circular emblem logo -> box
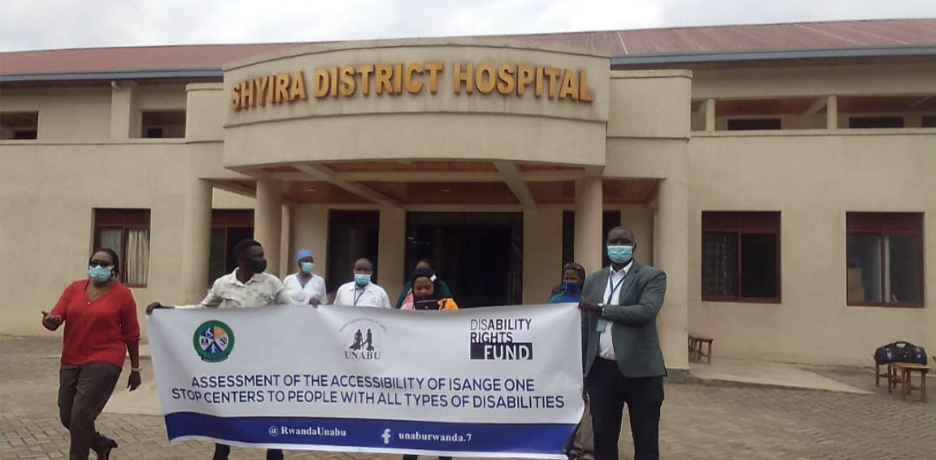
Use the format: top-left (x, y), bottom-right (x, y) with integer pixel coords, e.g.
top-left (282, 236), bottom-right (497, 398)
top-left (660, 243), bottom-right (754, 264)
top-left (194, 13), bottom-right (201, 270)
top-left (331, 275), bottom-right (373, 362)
top-left (193, 320), bottom-right (235, 362)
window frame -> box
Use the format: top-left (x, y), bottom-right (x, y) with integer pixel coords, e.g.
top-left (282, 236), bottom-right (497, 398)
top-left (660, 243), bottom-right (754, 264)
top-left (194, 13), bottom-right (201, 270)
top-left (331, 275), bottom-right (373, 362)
top-left (92, 209), bottom-right (151, 288)
top-left (701, 211), bottom-right (782, 304)
top-left (846, 212), bottom-right (924, 308)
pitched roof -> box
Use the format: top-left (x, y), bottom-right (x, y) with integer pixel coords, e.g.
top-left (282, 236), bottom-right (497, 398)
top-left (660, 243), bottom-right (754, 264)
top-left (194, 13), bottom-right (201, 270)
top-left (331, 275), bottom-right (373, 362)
top-left (2, 19), bottom-right (935, 78)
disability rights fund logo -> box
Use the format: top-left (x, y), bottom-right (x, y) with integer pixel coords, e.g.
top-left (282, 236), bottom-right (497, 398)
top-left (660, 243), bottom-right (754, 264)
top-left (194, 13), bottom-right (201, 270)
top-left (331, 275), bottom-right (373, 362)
top-left (194, 320), bottom-right (235, 362)
top-left (469, 317), bottom-right (534, 360)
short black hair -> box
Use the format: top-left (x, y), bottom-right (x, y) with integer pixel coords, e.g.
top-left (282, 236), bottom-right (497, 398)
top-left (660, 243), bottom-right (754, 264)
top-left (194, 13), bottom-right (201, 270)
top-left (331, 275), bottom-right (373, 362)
top-left (233, 239), bottom-right (262, 259)
top-left (416, 259), bottom-right (433, 268)
top-left (90, 248), bottom-right (121, 277)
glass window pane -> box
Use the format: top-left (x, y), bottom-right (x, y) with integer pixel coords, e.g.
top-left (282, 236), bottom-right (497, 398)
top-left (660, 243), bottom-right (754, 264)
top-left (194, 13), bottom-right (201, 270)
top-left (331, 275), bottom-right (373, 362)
top-left (846, 234), bottom-right (882, 303)
top-left (886, 234), bottom-right (923, 303)
top-left (740, 233), bottom-right (778, 298)
top-left (703, 232), bottom-right (738, 298)
top-left (98, 228), bottom-right (124, 258)
top-left (125, 229), bottom-right (150, 285)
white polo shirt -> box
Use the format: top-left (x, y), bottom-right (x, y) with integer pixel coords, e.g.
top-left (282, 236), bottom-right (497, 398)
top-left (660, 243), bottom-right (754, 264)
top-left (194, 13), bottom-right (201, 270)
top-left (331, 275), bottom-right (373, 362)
top-left (179, 269), bottom-right (296, 309)
top-left (283, 273), bottom-right (328, 305)
top-left (334, 281), bottom-right (392, 309)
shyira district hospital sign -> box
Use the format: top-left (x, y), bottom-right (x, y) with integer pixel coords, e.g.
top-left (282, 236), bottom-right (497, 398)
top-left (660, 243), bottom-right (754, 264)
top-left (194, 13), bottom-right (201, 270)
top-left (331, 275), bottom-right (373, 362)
top-left (230, 61), bottom-right (595, 110)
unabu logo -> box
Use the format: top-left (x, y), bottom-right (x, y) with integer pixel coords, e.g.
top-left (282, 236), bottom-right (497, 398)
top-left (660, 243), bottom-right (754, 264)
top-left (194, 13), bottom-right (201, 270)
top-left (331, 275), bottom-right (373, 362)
top-left (193, 320), bottom-right (235, 362)
top-left (339, 318), bottom-right (386, 360)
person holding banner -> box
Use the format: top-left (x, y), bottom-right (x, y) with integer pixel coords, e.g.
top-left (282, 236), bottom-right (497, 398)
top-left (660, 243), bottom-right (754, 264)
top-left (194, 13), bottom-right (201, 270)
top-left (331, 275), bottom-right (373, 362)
top-left (283, 249), bottom-right (328, 306)
top-left (579, 227), bottom-right (667, 460)
top-left (408, 267), bottom-right (458, 311)
top-left (548, 262), bottom-right (594, 460)
top-left (42, 248), bottom-right (142, 460)
top-left (549, 262), bottom-right (586, 304)
top-left (146, 239), bottom-right (296, 460)
top-left (395, 259), bottom-right (453, 309)
top-left (334, 258), bottom-right (392, 308)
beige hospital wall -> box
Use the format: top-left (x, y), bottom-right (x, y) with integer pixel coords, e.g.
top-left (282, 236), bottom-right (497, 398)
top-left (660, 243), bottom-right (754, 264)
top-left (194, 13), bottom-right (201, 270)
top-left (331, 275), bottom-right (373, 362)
top-left (0, 140), bottom-right (248, 337)
top-left (604, 70), bottom-right (692, 372)
top-left (688, 132), bottom-right (936, 366)
top-left (2, 87), bottom-right (112, 141)
top-left (523, 207), bottom-right (564, 303)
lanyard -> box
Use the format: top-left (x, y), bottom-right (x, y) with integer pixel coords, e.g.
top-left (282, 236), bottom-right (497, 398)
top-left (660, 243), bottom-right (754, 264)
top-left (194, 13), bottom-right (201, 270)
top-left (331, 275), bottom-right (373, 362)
top-left (353, 287), bottom-right (365, 306)
top-left (605, 271), bottom-right (627, 305)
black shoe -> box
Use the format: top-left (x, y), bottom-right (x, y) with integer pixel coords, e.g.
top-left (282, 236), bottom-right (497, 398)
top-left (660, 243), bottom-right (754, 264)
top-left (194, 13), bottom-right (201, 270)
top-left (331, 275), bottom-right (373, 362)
top-left (92, 439), bottom-right (118, 460)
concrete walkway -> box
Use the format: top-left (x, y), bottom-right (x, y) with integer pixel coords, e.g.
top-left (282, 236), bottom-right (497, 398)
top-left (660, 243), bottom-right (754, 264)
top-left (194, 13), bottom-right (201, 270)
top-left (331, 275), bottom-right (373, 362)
top-left (690, 357), bottom-right (872, 394)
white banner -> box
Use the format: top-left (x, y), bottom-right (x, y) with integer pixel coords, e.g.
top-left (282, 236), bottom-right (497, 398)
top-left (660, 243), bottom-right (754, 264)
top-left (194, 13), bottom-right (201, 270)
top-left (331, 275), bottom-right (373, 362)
top-left (148, 303), bottom-right (584, 458)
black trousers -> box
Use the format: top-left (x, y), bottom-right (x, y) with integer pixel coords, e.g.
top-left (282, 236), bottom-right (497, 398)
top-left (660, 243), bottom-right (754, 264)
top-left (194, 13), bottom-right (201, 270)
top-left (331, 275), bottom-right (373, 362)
top-left (586, 358), bottom-right (664, 460)
top-left (402, 456), bottom-right (452, 460)
top-left (59, 362), bottom-right (122, 460)
top-left (213, 444), bottom-right (282, 460)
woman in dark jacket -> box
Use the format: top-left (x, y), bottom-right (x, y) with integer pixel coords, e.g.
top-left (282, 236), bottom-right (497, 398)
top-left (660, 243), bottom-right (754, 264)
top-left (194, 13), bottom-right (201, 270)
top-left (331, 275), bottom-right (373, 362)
top-left (42, 248), bottom-right (142, 460)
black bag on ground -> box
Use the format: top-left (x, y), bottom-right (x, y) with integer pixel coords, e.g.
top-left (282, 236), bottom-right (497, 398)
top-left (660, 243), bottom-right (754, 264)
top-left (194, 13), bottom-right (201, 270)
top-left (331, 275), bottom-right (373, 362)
top-left (874, 341), bottom-right (928, 365)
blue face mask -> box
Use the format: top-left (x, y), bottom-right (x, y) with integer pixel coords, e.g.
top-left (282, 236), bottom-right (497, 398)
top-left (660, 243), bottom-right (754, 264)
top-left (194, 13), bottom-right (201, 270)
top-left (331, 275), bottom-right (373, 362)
top-left (563, 281), bottom-right (582, 293)
top-left (88, 265), bottom-right (113, 283)
top-left (301, 262), bottom-right (315, 274)
top-left (354, 273), bottom-right (371, 287)
top-left (607, 245), bottom-right (634, 264)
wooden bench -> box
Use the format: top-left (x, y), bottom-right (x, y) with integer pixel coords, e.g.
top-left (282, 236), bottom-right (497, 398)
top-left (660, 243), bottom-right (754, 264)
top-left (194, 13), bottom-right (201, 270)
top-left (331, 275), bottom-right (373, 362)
top-left (688, 334), bottom-right (714, 364)
top-left (891, 362), bottom-right (929, 402)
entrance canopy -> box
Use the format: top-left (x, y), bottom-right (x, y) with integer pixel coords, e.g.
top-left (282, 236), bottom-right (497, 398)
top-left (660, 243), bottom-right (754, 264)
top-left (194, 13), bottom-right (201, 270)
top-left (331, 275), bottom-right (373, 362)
top-left (221, 38), bottom-right (612, 187)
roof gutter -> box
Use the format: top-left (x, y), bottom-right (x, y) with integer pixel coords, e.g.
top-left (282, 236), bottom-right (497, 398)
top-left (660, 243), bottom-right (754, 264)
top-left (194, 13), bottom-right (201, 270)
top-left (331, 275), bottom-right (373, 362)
top-left (0, 68), bottom-right (222, 83)
top-left (611, 46), bottom-right (936, 67)
top-left (2, 46), bottom-right (934, 83)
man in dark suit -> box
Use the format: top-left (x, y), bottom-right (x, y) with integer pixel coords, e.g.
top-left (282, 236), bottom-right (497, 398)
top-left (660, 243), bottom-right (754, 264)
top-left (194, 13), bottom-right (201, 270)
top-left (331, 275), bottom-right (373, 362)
top-left (579, 226), bottom-right (667, 460)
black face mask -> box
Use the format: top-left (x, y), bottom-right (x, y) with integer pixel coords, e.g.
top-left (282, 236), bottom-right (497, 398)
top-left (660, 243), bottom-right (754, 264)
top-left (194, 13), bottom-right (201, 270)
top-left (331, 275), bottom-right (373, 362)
top-left (248, 259), bottom-right (268, 274)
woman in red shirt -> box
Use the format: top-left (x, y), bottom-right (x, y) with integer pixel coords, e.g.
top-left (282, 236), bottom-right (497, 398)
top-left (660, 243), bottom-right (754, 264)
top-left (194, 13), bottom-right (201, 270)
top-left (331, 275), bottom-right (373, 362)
top-left (41, 248), bottom-right (142, 460)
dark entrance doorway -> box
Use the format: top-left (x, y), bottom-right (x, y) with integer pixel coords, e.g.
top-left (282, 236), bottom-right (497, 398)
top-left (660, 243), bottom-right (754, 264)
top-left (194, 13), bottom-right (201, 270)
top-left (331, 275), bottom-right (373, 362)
top-left (405, 212), bottom-right (523, 308)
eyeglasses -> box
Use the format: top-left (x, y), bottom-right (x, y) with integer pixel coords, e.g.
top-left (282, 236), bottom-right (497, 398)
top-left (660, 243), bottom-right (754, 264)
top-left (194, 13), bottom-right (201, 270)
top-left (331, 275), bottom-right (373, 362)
top-left (89, 261), bottom-right (114, 268)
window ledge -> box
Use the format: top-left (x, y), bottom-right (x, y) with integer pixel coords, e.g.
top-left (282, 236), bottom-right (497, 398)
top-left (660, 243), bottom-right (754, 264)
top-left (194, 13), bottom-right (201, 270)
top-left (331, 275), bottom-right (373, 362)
top-left (0, 138), bottom-right (188, 146)
top-left (691, 128), bottom-right (936, 138)
top-left (846, 302), bottom-right (924, 309)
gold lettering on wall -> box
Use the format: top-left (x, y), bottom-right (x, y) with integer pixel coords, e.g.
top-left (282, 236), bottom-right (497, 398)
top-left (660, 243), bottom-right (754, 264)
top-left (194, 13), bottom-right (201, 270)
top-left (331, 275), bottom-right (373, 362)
top-left (229, 62), bottom-right (595, 111)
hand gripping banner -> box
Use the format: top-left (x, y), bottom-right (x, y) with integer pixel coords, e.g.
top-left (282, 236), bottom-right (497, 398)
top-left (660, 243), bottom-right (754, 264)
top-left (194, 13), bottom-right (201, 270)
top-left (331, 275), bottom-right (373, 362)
top-left (148, 303), bottom-right (584, 458)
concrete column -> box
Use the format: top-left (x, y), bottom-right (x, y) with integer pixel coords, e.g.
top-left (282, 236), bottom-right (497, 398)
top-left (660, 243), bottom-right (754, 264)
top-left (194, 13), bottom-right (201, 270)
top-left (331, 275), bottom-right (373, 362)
top-left (180, 179), bottom-right (212, 303)
top-left (110, 82), bottom-right (140, 139)
top-left (255, 179), bottom-right (284, 277)
top-left (704, 98), bottom-right (716, 133)
top-left (653, 176), bottom-right (690, 373)
top-left (523, 208), bottom-right (563, 303)
top-left (574, 177), bottom-right (604, 274)
top-left (826, 95), bottom-right (838, 130)
top-left (378, 206), bottom-right (406, 302)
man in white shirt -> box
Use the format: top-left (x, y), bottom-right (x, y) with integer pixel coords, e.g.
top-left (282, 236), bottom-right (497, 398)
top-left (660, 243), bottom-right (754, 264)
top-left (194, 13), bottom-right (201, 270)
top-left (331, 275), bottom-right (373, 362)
top-left (283, 249), bottom-right (328, 306)
top-left (146, 239), bottom-right (296, 460)
top-left (334, 258), bottom-right (391, 309)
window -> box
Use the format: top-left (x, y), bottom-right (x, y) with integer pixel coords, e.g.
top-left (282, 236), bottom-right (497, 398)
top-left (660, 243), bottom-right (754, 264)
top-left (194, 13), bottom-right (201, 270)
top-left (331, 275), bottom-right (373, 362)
top-left (141, 110), bottom-right (185, 138)
top-left (727, 118), bottom-right (781, 131)
top-left (93, 209), bottom-right (151, 286)
top-left (922, 116), bottom-right (936, 128)
top-left (702, 212), bottom-right (780, 302)
top-left (849, 116), bottom-right (904, 129)
top-left (846, 213), bottom-right (923, 307)
top-left (1, 112), bottom-right (39, 140)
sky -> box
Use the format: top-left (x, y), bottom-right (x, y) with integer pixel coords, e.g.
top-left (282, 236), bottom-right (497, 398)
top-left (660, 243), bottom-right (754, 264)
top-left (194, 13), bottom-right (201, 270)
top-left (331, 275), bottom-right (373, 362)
top-left (1, 0), bottom-right (935, 52)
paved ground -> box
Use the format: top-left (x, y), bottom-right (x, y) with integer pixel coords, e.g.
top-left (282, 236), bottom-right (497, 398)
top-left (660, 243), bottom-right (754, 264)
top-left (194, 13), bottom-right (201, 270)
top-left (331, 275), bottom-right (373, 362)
top-left (2, 336), bottom-right (934, 460)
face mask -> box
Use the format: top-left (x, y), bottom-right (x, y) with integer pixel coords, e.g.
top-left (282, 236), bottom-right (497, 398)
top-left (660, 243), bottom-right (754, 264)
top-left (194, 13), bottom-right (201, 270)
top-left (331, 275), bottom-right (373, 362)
top-left (88, 265), bottom-right (113, 283)
top-left (354, 273), bottom-right (371, 286)
top-left (563, 281), bottom-right (582, 292)
top-left (248, 259), bottom-right (267, 274)
top-left (300, 262), bottom-right (315, 274)
top-left (607, 245), bottom-right (634, 264)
